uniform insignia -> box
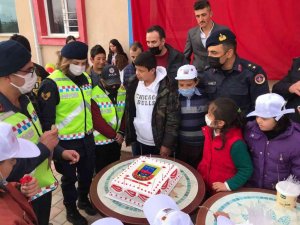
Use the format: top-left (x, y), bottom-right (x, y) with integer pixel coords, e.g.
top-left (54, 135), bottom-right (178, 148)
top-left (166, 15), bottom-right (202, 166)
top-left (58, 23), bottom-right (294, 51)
top-left (109, 68), bottom-right (115, 73)
top-left (219, 33), bottom-right (227, 41)
top-left (41, 92), bottom-right (51, 101)
top-left (254, 74), bottom-right (266, 85)
top-left (238, 64), bottom-right (242, 72)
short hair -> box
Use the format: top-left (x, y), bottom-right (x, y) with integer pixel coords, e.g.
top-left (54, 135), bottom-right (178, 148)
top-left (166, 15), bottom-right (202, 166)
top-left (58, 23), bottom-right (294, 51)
top-left (90, 44), bottom-right (106, 58)
top-left (194, 1), bottom-right (211, 11)
top-left (134, 51), bottom-right (157, 70)
top-left (146, 25), bottom-right (166, 39)
top-left (222, 40), bottom-right (237, 54)
top-left (10, 34), bottom-right (31, 52)
top-left (130, 41), bottom-right (144, 52)
top-left (65, 35), bottom-right (76, 44)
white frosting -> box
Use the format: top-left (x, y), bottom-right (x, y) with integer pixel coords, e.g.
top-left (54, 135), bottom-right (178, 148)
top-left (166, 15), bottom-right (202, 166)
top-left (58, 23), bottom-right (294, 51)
top-left (106, 156), bottom-right (182, 209)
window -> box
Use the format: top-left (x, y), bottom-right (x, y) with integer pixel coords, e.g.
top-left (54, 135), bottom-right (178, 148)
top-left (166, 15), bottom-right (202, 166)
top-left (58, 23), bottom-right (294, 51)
top-left (0, 0), bottom-right (19, 33)
top-left (45, 0), bottom-right (78, 35)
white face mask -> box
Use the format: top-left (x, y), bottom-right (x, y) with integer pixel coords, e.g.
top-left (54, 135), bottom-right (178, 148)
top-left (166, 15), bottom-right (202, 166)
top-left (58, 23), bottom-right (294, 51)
top-left (69, 64), bottom-right (85, 76)
top-left (10, 72), bottom-right (37, 94)
top-left (205, 114), bottom-right (213, 127)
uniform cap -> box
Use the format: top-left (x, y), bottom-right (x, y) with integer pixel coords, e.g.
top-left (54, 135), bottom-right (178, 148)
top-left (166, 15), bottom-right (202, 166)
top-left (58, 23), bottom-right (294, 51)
top-left (101, 64), bottom-right (121, 85)
top-left (206, 29), bottom-right (236, 48)
top-left (61, 41), bottom-right (88, 60)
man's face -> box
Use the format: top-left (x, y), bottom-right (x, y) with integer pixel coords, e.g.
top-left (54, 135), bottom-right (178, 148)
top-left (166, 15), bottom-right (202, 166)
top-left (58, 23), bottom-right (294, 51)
top-left (194, 7), bottom-right (212, 29)
top-left (207, 44), bottom-right (229, 64)
top-left (135, 65), bottom-right (155, 82)
top-left (130, 49), bottom-right (142, 63)
top-left (146, 31), bottom-right (165, 49)
top-left (8, 61), bottom-right (34, 87)
top-left (91, 53), bottom-right (106, 70)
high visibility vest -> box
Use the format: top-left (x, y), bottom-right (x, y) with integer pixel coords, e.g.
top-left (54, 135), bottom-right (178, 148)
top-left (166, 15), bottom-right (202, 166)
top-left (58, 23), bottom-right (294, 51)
top-left (92, 85), bottom-right (126, 145)
top-left (0, 100), bottom-right (57, 199)
top-left (48, 70), bottom-right (93, 140)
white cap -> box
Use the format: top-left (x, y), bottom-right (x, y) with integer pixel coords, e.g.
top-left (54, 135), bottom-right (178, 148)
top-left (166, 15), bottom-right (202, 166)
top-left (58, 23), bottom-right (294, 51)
top-left (0, 122), bottom-right (40, 161)
top-left (175, 65), bottom-right (197, 80)
top-left (143, 194), bottom-right (194, 225)
top-left (247, 93), bottom-right (295, 121)
top-left (91, 217), bottom-right (124, 225)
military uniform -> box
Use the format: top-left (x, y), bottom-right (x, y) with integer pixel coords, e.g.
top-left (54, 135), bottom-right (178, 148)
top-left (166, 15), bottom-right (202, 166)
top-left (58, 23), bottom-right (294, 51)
top-left (200, 57), bottom-right (269, 115)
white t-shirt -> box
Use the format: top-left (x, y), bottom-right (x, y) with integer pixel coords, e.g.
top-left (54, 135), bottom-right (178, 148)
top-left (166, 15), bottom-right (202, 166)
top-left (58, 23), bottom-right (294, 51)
top-left (133, 66), bottom-right (167, 146)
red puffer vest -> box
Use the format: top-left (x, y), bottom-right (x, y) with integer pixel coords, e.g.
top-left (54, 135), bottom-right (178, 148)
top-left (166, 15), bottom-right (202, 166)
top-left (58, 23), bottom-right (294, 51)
top-left (197, 126), bottom-right (243, 192)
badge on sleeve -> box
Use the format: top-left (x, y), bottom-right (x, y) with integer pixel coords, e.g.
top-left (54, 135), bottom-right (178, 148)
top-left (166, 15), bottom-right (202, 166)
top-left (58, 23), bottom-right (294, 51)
top-left (41, 92), bottom-right (51, 101)
top-left (254, 74), bottom-right (266, 85)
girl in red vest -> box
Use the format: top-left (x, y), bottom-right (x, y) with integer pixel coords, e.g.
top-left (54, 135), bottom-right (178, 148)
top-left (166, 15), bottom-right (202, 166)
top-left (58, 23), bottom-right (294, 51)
top-left (197, 98), bottom-right (253, 194)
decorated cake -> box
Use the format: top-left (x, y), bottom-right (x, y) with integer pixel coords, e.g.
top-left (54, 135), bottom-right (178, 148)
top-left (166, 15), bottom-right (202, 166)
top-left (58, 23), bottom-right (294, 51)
top-left (106, 156), bottom-right (182, 209)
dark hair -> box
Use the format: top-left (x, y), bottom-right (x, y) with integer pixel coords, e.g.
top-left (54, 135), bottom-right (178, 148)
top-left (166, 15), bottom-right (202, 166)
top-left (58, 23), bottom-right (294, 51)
top-left (90, 44), bottom-right (106, 58)
top-left (272, 115), bottom-right (291, 133)
top-left (10, 34), bottom-right (31, 52)
top-left (115, 54), bottom-right (128, 71)
top-left (65, 35), bottom-right (76, 44)
top-left (130, 41), bottom-right (144, 52)
top-left (194, 0), bottom-right (211, 11)
top-left (146, 25), bottom-right (166, 39)
top-left (134, 51), bottom-right (157, 70)
top-left (222, 40), bottom-right (237, 54)
top-left (109, 39), bottom-right (126, 54)
top-left (209, 97), bottom-right (244, 150)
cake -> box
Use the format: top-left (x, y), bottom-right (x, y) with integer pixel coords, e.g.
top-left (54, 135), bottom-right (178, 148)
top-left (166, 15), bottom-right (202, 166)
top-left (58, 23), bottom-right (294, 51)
top-left (106, 156), bottom-right (182, 209)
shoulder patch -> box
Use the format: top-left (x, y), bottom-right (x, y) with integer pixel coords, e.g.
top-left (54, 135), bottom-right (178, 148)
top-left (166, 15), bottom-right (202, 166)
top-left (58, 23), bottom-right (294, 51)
top-left (41, 92), bottom-right (51, 101)
top-left (254, 74), bottom-right (266, 85)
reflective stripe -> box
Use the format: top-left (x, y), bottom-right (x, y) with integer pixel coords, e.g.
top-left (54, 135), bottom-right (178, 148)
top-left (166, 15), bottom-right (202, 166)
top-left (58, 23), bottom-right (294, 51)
top-left (58, 128), bottom-right (93, 140)
top-left (0, 111), bottom-right (15, 120)
top-left (30, 181), bottom-right (58, 201)
top-left (56, 101), bottom-right (84, 130)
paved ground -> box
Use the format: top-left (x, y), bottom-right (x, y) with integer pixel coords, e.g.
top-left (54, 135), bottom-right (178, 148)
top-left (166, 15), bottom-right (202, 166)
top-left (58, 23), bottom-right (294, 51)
top-left (50, 146), bottom-right (132, 225)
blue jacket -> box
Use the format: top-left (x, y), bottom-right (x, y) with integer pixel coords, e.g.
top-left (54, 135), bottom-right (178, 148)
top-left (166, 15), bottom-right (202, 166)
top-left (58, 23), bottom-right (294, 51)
top-left (244, 120), bottom-right (300, 190)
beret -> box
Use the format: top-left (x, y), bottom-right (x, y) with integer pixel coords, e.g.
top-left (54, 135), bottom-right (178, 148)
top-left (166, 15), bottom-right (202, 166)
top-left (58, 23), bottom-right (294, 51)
top-left (206, 29), bottom-right (236, 48)
top-left (61, 41), bottom-right (88, 60)
top-left (0, 40), bottom-right (31, 77)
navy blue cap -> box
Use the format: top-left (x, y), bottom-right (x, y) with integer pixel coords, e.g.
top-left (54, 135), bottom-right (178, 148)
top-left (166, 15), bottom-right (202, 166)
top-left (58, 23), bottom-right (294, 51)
top-left (102, 64), bottom-right (121, 85)
top-left (0, 40), bottom-right (31, 77)
top-left (61, 41), bottom-right (88, 60)
top-left (206, 29), bottom-right (236, 48)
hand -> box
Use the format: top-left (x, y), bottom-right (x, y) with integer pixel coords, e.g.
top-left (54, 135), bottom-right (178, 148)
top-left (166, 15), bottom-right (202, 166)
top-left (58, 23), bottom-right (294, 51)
top-left (214, 211), bottom-right (230, 219)
top-left (212, 182), bottom-right (229, 192)
top-left (62, 150), bottom-right (80, 164)
top-left (39, 128), bottom-right (58, 151)
top-left (288, 81), bottom-right (300, 96)
top-left (20, 176), bottom-right (40, 198)
top-left (115, 133), bottom-right (124, 145)
top-left (160, 146), bottom-right (171, 158)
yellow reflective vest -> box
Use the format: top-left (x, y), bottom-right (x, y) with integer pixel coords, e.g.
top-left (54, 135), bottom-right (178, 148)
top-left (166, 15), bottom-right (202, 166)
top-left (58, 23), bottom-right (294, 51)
top-left (48, 70), bottom-right (93, 140)
top-left (92, 85), bottom-right (126, 145)
top-left (0, 99), bottom-right (57, 198)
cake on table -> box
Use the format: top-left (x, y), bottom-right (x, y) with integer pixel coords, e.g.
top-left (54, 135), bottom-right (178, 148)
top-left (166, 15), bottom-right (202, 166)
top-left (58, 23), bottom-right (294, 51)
top-left (106, 156), bottom-right (182, 209)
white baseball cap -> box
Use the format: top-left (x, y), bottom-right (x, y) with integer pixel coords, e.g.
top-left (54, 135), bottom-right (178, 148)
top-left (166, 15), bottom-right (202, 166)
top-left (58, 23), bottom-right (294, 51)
top-left (91, 217), bottom-right (124, 225)
top-left (175, 65), bottom-right (197, 80)
top-left (247, 93), bottom-right (295, 121)
top-left (143, 194), bottom-right (194, 225)
top-left (0, 122), bottom-right (40, 161)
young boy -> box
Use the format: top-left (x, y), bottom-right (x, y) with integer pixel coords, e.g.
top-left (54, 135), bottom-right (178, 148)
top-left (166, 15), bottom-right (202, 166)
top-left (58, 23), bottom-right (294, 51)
top-left (176, 65), bottom-right (209, 168)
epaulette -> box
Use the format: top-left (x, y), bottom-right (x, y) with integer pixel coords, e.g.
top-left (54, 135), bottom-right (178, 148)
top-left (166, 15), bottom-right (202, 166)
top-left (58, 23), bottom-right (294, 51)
top-left (241, 60), bottom-right (261, 73)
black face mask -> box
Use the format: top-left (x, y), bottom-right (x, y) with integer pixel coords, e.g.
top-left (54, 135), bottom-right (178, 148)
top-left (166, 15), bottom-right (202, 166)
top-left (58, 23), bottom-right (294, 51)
top-left (149, 46), bottom-right (162, 55)
top-left (208, 56), bottom-right (224, 69)
top-left (106, 84), bottom-right (120, 94)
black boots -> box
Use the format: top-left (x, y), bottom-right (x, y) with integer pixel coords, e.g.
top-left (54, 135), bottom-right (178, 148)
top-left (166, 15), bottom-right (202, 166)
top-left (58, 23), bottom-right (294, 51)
top-left (77, 197), bottom-right (97, 216)
top-left (65, 203), bottom-right (88, 225)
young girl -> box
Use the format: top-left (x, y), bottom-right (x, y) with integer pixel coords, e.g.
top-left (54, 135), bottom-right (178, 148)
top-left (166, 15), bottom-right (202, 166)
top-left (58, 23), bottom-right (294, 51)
top-left (245, 93), bottom-right (300, 190)
top-left (176, 65), bottom-right (209, 168)
top-left (197, 98), bottom-right (253, 193)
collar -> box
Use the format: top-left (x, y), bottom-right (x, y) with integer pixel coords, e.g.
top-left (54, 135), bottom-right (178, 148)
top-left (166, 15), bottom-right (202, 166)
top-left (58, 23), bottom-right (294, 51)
top-left (231, 56), bottom-right (243, 72)
top-left (194, 87), bottom-right (202, 96)
top-left (0, 93), bottom-right (29, 113)
top-left (90, 67), bottom-right (101, 76)
top-left (200, 22), bottom-right (215, 37)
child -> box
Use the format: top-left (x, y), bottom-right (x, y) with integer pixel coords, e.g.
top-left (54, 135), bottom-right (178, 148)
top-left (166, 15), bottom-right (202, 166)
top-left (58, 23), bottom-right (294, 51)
top-left (197, 98), bottom-right (253, 193)
top-left (245, 93), bottom-right (300, 190)
top-left (176, 65), bottom-right (209, 168)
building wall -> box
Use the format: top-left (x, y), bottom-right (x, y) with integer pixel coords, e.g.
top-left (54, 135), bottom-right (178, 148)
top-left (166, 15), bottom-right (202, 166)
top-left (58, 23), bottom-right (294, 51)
top-left (0, 0), bottom-right (130, 67)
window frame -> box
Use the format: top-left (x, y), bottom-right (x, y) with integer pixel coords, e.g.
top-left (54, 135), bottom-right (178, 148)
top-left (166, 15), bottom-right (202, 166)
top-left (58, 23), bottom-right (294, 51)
top-left (32, 0), bottom-right (87, 45)
top-left (0, 0), bottom-right (19, 35)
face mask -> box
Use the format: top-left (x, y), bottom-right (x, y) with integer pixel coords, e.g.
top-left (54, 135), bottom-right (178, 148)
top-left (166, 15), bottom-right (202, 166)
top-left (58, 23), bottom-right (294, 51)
top-left (69, 64), bottom-right (86, 76)
top-left (178, 87), bottom-right (195, 98)
top-left (149, 46), bottom-right (162, 55)
top-left (205, 114), bottom-right (213, 127)
top-left (106, 84), bottom-right (120, 94)
top-left (208, 56), bottom-right (224, 69)
top-left (10, 71), bottom-right (37, 94)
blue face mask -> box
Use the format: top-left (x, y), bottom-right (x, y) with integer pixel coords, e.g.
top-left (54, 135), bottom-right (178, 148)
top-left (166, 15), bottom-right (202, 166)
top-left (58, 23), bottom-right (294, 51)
top-left (178, 87), bottom-right (196, 98)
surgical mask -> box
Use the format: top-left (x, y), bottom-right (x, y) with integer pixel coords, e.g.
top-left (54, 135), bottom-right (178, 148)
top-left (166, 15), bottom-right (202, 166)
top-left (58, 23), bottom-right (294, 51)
top-left (205, 114), bottom-right (213, 127)
top-left (208, 55), bottom-right (225, 69)
top-left (178, 87), bottom-right (195, 98)
top-left (69, 64), bottom-right (86, 76)
top-left (149, 46), bottom-right (162, 55)
top-left (10, 71), bottom-right (37, 94)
